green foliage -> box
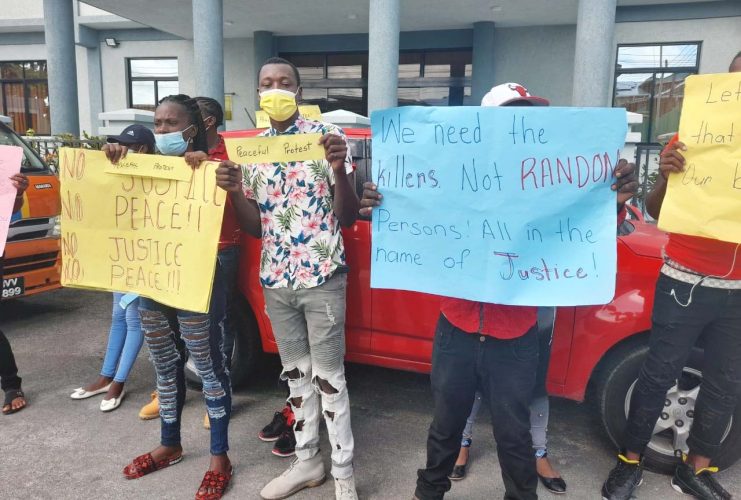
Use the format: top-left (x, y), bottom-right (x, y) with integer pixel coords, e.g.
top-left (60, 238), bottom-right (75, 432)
top-left (275, 206), bottom-right (297, 232)
top-left (310, 240), bottom-right (331, 260)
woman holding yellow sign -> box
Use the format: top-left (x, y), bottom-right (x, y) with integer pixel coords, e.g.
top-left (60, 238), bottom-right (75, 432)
top-left (105, 94), bottom-right (234, 500)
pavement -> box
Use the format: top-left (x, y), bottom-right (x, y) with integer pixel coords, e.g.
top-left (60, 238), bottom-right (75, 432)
top-left (0, 288), bottom-right (739, 500)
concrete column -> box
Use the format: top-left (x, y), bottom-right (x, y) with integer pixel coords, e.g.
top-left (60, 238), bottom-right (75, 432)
top-left (192, 0), bottom-right (224, 106)
top-left (253, 31), bottom-right (275, 108)
top-left (43, 0), bottom-right (79, 135)
top-left (572, 0), bottom-right (617, 106)
top-left (472, 22), bottom-right (496, 105)
top-left (86, 47), bottom-right (104, 135)
top-left (367, 0), bottom-right (400, 113)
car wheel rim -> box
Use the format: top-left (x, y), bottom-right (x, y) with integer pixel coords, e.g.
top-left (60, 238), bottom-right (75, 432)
top-left (624, 367), bottom-right (733, 457)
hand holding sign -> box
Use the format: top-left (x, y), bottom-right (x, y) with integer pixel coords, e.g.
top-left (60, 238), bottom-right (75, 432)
top-left (215, 160), bottom-right (243, 193)
top-left (319, 133), bottom-right (349, 174)
top-left (658, 141), bottom-right (687, 179)
top-left (614, 159), bottom-right (639, 207)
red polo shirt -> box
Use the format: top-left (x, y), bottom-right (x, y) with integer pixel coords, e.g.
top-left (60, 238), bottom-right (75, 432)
top-left (209, 135), bottom-right (241, 250)
top-left (442, 207), bottom-right (628, 339)
top-left (662, 134), bottom-right (741, 279)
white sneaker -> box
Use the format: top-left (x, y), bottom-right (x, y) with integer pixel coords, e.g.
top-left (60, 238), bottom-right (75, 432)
top-left (260, 454), bottom-right (325, 500)
top-left (335, 474), bottom-right (358, 500)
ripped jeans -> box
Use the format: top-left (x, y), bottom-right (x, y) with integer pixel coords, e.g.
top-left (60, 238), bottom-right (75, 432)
top-left (263, 273), bottom-right (354, 479)
top-left (138, 262), bottom-right (230, 455)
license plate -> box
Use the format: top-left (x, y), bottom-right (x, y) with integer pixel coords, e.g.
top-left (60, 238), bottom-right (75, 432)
top-left (1, 276), bottom-right (25, 299)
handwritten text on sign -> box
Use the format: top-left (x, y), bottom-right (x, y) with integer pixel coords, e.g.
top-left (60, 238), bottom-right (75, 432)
top-left (658, 73), bottom-right (741, 243)
top-left (59, 148), bottom-right (225, 313)
top-left (225, 134), bottom-right (325, 164)
top-left (0, 145), bottom-right (23, 255)
top-left (104, 151), bottom-right (193, 181)
top-left (370, 107), bottom-right (627, 306)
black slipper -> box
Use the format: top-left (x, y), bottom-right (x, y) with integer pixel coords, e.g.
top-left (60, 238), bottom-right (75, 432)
top-left (449, 464), bottom-right (467, 481)
top-left (2, 389), bottom-right (26, 415)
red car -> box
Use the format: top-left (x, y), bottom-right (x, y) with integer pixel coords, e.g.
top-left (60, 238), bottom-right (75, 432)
top-left (205, 127), bottom-right (741, 473)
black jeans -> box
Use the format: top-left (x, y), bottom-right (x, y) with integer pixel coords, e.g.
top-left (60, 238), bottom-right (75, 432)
top-left (415, 314), bottom-right (539, 500)
top-left (0, 328), bottom-right (22, 392)
top-left (624, 273), bottom-right (741, 459)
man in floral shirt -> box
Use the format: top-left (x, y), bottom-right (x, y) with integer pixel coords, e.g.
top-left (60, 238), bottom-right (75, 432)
top-left (215, 57), bottom-right (360, 500)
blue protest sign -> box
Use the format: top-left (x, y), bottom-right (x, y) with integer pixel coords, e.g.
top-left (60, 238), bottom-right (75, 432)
top-left (370, 106), bottom-right (627, 306)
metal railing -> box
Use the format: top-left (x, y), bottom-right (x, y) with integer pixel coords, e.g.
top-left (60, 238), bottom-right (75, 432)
top-left (22, 137), bottom-right (106, 169)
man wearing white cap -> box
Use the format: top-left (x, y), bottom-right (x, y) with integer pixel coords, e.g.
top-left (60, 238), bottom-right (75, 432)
top-left (360, 83), bottom-right (638, 500)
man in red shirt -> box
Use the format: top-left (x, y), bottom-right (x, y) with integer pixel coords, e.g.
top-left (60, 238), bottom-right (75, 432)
top-left (361, 83), bottom-right (637, 500)
top-left (196, 97), bottom-right (242, 369)
top-left (602, 52), bottom-right (741, 500)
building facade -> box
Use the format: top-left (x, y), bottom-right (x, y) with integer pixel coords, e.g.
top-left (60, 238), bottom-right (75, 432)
top-left (0, 0), bottom-right (739, 146)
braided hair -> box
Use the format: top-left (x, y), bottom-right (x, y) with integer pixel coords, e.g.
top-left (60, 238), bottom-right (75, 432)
top-left (157, 94), bottom-right (209, 153)
top-left (195, 97), bottom-right (224, 127)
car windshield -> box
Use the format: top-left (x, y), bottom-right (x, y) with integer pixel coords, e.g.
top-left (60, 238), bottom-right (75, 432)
top-left (0, 124), bottom-right (48, 174)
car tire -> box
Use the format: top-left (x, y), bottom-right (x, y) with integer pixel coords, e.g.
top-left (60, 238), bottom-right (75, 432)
top-left (185, 295), bottom-right (262, 390)
top-left (594, 340), bottom-right (741, 474)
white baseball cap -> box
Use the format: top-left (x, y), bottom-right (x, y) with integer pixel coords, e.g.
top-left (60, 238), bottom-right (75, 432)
top-left (481, 83), bottom-right (550, 107)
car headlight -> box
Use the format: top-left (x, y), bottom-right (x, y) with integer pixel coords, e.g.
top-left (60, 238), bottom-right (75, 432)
top-left (51, 215), bottom-right (61, 238)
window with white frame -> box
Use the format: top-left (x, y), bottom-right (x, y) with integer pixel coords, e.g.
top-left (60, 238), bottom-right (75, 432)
top-left (127, 58), bottom-right (179, 111)
top-left (613, 42), bottom-right (701, 143)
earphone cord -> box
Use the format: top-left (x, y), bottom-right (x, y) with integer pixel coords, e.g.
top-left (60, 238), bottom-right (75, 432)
top-left (671, 242), bottom-right (741, 308)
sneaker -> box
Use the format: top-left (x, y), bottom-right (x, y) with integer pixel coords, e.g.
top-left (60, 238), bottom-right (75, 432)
top-left (260, 407), bottom-right (290, 442)
top-left (671, 462), bottom-right (731, 500)
top-left (260, 455), bottom-right (326, 499)
top-left (138, 392), bottom-right (159, 420)
top-left (334, 474), bottom-right (359, 500)
top-left (272, 428), bottom-right (296, 457)
top-left (601, 454), bottom-right (643, 500)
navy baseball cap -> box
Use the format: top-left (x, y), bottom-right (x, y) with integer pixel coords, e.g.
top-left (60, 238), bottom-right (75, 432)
top-left (107, 124), bottom-right (155, 153)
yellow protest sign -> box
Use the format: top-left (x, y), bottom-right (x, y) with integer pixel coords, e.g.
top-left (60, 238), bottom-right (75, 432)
top-left (224, 133), bottom-right (325, 164)
top-left (255, 105), bottom-right (322, 128)
top-left (658, 73), bottom-right (741, 243)
top-left (59, 148), bottom-right (226, 313)
top-left (104, 151), bottom-right (193, 181)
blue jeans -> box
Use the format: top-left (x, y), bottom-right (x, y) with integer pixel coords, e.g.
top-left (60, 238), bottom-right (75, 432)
top-left (139, 260), bottom-right (231, 455)
top-left (100, 293), bottom-right (144, 383)
top-left (624, 273), bottom-right (741, 459)
top-left (218, 246), bottom-right (240, 369)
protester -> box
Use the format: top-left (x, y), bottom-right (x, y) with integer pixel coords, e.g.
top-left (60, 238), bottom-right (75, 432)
top-left (215, 56), bottom-right (360, 500)
top-left (360, 82), bottom-right (637, 500)
top-left (69, 125), bottom-right (154, 412)
top-left (1, 172), bottom-right (29, 415)
top-left (106, 94), bottom-right (233, 500)
top-left (196, 95), bottom-right (299, 454)
top-left (448, 308), bottom-right (567, 495)
top-left (601, 52), bottom-right (741, 500)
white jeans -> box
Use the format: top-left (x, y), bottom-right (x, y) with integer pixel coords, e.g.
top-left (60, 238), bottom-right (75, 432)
top-left (263, 274), bottom-right (354, 479)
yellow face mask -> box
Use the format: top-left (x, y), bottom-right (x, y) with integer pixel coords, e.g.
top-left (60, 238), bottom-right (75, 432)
top-left (259, 89), bottom-right (298, 122)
